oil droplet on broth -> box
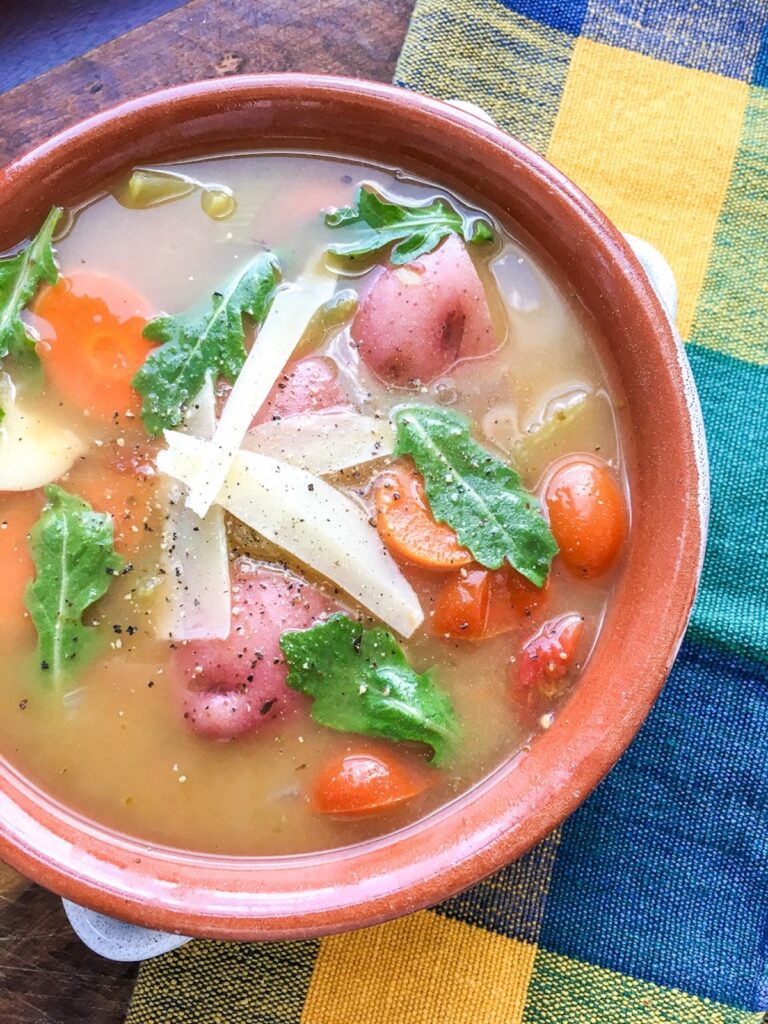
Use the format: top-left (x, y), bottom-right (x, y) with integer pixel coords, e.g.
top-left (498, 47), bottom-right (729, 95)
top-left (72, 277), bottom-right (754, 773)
top-left (201, 187), bottom-right (237, 221)
top-left (114, 168), bottom-right (198, 209)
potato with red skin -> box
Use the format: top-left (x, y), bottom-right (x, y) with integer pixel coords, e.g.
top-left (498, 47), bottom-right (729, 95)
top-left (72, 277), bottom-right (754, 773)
top-left (180, 357), bottom-right (347, 740)
top-left (351, 235), bottom-right (497, 386)
top-left (312, 750), bottom-right (431, 816)
top-left (250, 356), bottom-right (349, 426)
top-left (544, 458), bottom-right (627, 578)
top-left (173, 563), bottom-right (337, 741)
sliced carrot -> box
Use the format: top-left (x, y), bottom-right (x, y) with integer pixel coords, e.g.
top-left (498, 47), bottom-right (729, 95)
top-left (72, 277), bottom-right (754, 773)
top-left (433, 563), bottom-right (549, 641)
top-left (65, 443), bottom-right (160, 554)
top-left (33, 272), bottom-right (156, 420)
top-left (373, 461), bottom-right (471, 571)
top-left (312, 750), bottom-right (431, 816)
top-left (0, 491), bottom-right (44, 638)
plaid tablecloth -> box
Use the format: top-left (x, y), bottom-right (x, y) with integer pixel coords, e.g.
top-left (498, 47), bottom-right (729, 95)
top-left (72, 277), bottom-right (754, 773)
top-left (4, 2), bottom-right (768, 1021)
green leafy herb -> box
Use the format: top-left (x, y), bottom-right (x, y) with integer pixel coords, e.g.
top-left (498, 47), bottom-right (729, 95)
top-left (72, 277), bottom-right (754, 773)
top-left (392, 404), bottom-right (558, 587)
top-left (0, 208), bottom-right (62, 407)
top-left (280, 613), bottom-right (459, 765)
top-left (113, 169), bottom-right (236, 221)
top-left (324, 186), bottom-right (493, 265)
top-left (133, 252), bottom-right (280, 434)
top-left (25, 485), bottom-right (125, 690)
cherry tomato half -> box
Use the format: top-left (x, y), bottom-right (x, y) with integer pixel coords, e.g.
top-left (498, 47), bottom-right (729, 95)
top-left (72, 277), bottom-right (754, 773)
top-left (517, 613), bottom-right (585, 690)
top-left (545, 458), bottom-right (627, 578)
top-left (432, 563), bottom-right (548, 641)
top-left (312, 751), bottom-right (431, 816)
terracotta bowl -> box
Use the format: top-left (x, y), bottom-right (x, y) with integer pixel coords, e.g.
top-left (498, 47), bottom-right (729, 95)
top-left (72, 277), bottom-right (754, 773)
top-left (0, 75), bottom-right (707, 941)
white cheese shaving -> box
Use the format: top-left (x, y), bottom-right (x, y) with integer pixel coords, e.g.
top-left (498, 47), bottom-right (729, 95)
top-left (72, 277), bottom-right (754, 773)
top-left (159, 379), bottom-right (231, 641)
top-left (184, 268), bottom-right (338, 518)
top-left (158, 431), bottom-right (423, 638)
top-left (243, 411), bottom-right (394, 476)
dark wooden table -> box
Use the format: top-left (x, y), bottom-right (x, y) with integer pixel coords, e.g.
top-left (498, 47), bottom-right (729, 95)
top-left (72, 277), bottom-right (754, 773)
top-left (0, 1), bottom-right (413, 1019)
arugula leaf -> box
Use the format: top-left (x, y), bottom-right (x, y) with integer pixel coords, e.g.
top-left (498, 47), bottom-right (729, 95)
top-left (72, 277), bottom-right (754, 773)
top-left (25, 485), bottom-right (125, 690)
top-left (0, 208), bottom-right (62, 405)
top-left (132, 252), bottom-right (279, 434)
top-left (392, 404), bottom-right (558, 587)
top-left (280, 613), bottom-right (459, 765)
top-left (324, 186), bottom-right (493, 265)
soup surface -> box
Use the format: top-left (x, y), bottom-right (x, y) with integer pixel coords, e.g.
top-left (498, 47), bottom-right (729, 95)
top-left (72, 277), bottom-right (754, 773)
top-left (0, 153), bottom-right (629, 854)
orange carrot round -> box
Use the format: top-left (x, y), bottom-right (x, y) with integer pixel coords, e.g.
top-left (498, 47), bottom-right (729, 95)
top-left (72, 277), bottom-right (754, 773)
top-left (0, 491), bottom-right (44, 638)
top-left (34, 272), bottom-right (156, 420)
top-left (373, 462), bottom-right (472, 571)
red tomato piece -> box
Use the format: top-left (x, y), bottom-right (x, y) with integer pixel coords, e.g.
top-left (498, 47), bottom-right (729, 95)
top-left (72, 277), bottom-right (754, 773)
top-left (352, 234), bottom-right (496, 385)
top-left (484, 565), bottom-right (549, 638)
top-left (312, 750), bottom-right (431, 816)
top-left (33, 272), bottom-right (156, 420)
top-left (545, 458), bottom-right (627, 578)
top-left (432, 563), bottom-right (548, 640)
top-left (173, 564), bottom-right (337, 741)
top-left (517, 613), bottom-right (585, 690)
top-left (432, 566), bottom-right (490, 638)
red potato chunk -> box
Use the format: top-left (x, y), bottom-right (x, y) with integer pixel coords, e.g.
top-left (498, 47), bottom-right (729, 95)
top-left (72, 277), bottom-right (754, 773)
top-left (351, 234), bottom-right (497, 386)
top-left (173, 563), bottom-right (336, 741)
top-left (250, 356), bottom-right (349, 427)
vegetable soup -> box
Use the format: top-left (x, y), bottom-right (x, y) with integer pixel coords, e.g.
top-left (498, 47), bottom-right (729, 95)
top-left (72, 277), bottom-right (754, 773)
top-left (0, 153), bottom-right (629, 855)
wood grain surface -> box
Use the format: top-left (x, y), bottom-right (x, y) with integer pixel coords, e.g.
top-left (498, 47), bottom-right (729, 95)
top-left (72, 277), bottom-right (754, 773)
top-left (0, 1), bottom-right (413, 1019)
top-left (0, 0), bottom-right (414, 165)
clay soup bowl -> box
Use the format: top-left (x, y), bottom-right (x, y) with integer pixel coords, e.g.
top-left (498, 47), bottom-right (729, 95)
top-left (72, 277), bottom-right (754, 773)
top-left (0, 75), bottom-right (707, 940)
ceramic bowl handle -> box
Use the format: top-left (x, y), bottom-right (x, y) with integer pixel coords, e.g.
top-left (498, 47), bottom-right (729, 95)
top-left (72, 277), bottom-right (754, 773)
top-left (621, 233), bottom-right (678, 323)
top-left (62, 899), bottom-right (191, 962)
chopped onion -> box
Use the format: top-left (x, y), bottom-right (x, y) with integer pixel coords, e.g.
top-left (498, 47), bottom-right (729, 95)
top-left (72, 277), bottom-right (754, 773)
top-left (159, 379), bottom-right (231, 641)
top-left (185, 268), bottom-right (338, 519)
top-left (243, 411), bottom-right (394, 476)
top-left (0, 386), bottom-right (86, 491)
top-left (158, 431), bottom-right (424, 638)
